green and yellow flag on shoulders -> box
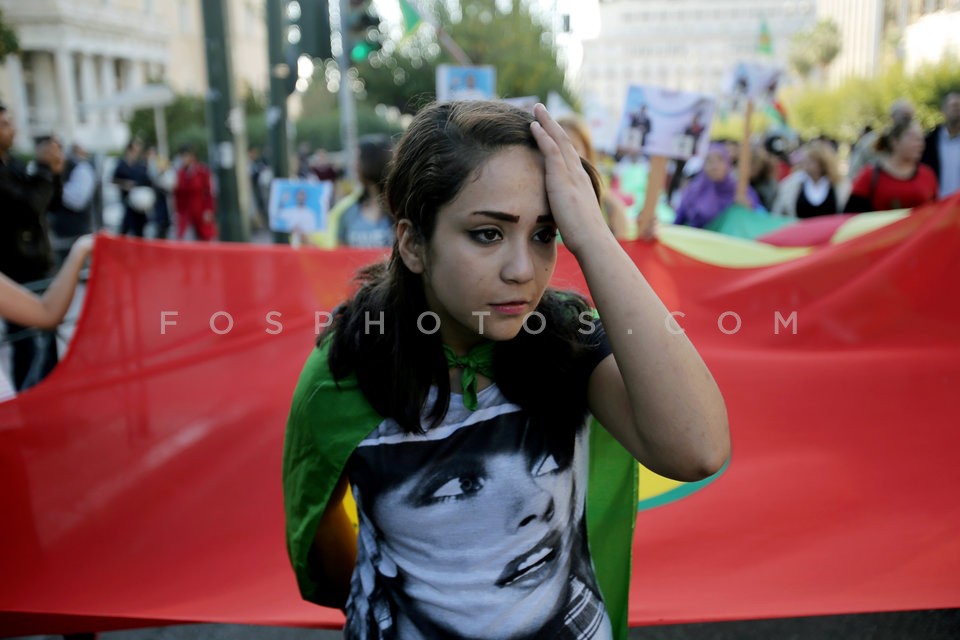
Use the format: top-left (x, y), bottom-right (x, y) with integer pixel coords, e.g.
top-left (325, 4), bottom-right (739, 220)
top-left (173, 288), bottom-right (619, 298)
top-left (283, 340), bottom-right (638, 640)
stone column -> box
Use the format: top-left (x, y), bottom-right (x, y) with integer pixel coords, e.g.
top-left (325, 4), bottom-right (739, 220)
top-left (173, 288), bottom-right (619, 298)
top-left (124, 58), bottom-right (145, 92)
top-left (79, 53), bottom-right (98, 125)
top-left (54, 48), bottom-right (79, 142)
top-left (98, 55), bottom-right (118, 127)
top-left (32, 52), bottom-right (59, 135)
top-left (3, 53), bottom-right (32, 151)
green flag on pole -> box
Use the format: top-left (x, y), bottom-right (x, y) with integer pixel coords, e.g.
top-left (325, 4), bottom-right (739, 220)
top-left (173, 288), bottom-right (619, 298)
top-left (757, 18), bottom-right (773, 56)
top-left (399, 0), bottom-right (424, 36)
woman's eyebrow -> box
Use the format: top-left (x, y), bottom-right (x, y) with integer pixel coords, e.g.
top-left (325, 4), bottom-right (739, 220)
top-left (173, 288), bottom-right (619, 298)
top-left (471, 211), bottom-right (555, 224)
top-left (472, 210), bottom-right (520, 223)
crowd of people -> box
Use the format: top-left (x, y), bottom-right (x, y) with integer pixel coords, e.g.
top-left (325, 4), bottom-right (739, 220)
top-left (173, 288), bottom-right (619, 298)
top-left (2, 89), bottom-right (958, 402)
top-left (667, 90), bottom-right (959, 231)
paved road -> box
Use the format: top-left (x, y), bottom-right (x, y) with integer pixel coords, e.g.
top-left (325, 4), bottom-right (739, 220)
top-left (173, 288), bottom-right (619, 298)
top-left (9, 609), bottom-right (959, 640)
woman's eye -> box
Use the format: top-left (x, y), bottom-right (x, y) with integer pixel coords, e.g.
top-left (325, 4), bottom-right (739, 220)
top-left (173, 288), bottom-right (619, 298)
top-left (533, 227), bottom-right (558, 244)
top-left (469, 228), bottom-right (502, 244)
top-left (533, 454), bottom-right (560, 476)
top-left (430, 475), bottom-right (485, 502)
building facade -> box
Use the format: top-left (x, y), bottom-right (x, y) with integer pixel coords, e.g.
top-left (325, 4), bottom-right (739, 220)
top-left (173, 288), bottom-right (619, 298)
top-left (576, 0), bottom-right (955, 122)
top-left (817, 0), bottom-right (957, 84)
top-left (0, 0), bottom-right (268, 152)
top-left (903, 5), bottom-right (960, 71)
top-left (578, 0), bottom-right (817, 121)
top-left (815, 0), bottom-right (885, 84)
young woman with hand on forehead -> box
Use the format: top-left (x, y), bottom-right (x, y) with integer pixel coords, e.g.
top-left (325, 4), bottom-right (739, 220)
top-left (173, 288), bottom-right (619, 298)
top-left (283, 101), bottom-right (730, 640)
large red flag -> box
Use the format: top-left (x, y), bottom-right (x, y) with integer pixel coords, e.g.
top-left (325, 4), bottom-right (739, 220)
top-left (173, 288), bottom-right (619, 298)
top-left (1, 198), bottom-right (958, 635)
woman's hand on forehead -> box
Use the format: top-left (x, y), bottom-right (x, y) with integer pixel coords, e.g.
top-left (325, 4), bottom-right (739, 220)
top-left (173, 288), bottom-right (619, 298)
top-left (529, 103), bottom-right (609, 257)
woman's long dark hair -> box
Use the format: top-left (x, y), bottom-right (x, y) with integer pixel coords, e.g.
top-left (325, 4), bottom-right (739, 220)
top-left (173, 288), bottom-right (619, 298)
top-left (325, 101), bottom-right (604, 434)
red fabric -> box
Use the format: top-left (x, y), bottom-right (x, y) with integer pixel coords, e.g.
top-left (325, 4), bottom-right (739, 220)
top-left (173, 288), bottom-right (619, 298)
top-left (174, 163), bottom-right (217, 241)
top-left (775, 159), bottom-right (791, 182)
top-left (849, 164), bottom-right (939, 212)
top-left (1, 199), bottom-right (958, 635)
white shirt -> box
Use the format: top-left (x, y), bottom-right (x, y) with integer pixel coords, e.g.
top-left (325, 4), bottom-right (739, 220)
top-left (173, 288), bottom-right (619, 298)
top-left (279, 206), bottom-right (317, 234)
top-left (0, 367), bottom-right (15, 403)
top-left (802, 175), bottom-right (832, 207)
top-left (937, 126), bottom-right (960, 198)
top-left (61, 160), bottom-right (97, 211)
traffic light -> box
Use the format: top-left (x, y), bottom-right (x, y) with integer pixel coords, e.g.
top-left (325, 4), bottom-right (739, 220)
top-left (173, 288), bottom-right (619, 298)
top-left (346, 0), bottom-right (383, 63)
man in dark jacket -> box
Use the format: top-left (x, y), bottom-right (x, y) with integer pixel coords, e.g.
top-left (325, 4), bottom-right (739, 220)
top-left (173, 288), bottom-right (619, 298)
top-left (921, 90), bottom-right (960, 199)
top-left (0, 105), bottom-right (63, 390)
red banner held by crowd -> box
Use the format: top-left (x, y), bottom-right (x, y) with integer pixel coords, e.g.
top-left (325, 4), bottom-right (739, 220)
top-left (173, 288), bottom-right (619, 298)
top-left (1, 197), bottom-right (958, 635)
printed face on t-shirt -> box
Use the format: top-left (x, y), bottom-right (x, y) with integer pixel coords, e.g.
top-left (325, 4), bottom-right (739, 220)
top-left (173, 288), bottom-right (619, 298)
top-left (357, 412), bottom-right (581, 638)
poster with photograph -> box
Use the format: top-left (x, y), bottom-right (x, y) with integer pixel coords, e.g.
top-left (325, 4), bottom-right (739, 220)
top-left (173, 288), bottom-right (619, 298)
top-left (268, 179), bottom-right (334, 235)
top-left (615, 86), bottom-right (716, 161)
top-left (436, 64), bottom-right (496, 102)
top-left (726, 61), bottom-right (783, 103)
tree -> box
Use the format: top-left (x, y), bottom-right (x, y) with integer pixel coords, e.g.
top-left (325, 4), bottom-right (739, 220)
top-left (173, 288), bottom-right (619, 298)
top-left (128, 92), bottom-right (270, 159)
top-left (788, 19), bottom-right (841, 83)
top-left (0, 8), bottom-right (20, 58)
top-left (350, 0), bottom-right (578, 114)
top-left (810, 20), bottom-right (841, 74)
top-left (782, 58), bottom-right (960, 143)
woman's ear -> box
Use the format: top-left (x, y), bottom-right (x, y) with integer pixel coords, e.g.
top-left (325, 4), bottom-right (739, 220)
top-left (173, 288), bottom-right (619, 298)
top-left (397, 219), bottom-right (425, 274)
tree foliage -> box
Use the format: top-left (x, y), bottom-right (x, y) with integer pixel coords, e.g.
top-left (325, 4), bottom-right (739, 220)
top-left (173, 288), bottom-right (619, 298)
top-left (783, 57), bottom-right (960, 143)
top-left (788, 19), bottom-right (841, 82)
top-left (0, 8), bottom-right (20, 58)
top-left (348, 0), bottom-right (578, 114)
top-left (128, 93), bottom-right (270, 159)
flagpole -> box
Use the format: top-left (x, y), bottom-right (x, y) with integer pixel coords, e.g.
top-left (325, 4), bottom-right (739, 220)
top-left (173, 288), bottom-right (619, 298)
top-left (638, 156), bottom-right (667, 242)
top-left (735, 100), bottom-right (754, 205)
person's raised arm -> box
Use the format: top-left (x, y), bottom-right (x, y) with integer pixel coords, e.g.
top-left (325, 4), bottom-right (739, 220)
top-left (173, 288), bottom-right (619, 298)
top-left (0, 235), bottom-right (93, 329)
top-left (530, 103), bottom-right (730, 482)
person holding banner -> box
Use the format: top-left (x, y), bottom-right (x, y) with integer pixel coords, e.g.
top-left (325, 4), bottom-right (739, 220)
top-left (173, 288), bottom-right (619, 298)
top-left (283, 101), bottom-right (730, 639)
top-left (1, 234), bottom-right (94, 401)
top-left (674, 142), bottom-right (759, 228)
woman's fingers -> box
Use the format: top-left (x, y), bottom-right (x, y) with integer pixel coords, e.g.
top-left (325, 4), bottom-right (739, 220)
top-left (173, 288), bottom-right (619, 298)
top-left (532, 103), bottom-right (580, 172)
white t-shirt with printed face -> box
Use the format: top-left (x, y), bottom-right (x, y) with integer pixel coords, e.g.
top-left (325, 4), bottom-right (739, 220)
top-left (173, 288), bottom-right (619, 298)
top-left (344, 385), bottom-right (612, 640)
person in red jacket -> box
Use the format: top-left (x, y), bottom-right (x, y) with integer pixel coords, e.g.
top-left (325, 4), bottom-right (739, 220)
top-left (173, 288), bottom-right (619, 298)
top-left (173, 145), bottom-right (217, 241)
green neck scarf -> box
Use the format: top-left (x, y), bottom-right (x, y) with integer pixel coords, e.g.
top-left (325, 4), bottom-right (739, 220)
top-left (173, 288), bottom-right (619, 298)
top-left (443, 341), bottom-right (495, 411)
